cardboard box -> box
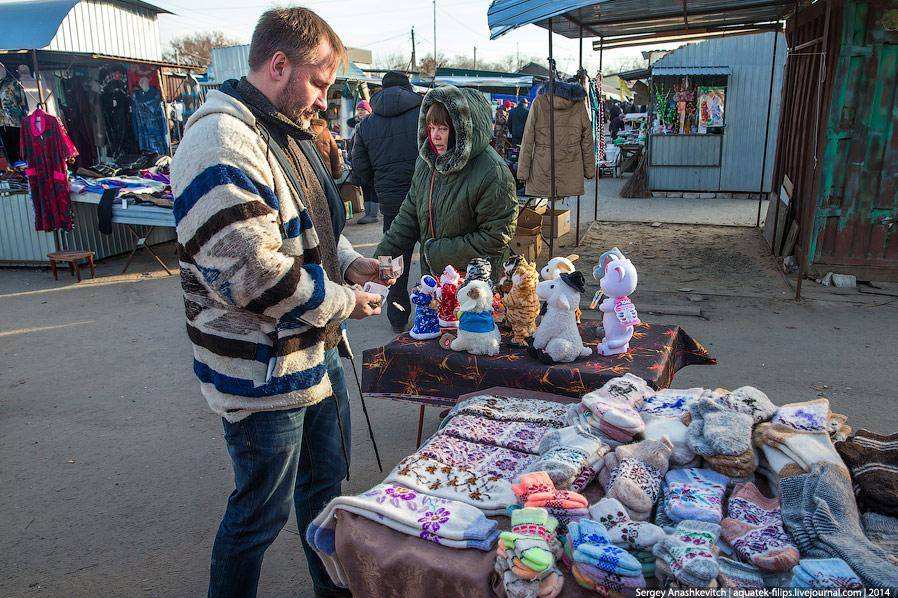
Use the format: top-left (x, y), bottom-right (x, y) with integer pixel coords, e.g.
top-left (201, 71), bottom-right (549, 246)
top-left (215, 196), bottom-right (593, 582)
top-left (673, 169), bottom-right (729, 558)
top-left (511, 233), bottom-right (542, 262)
top-left (516, 207), bottom-right (543, 236)
top-left (541, 209), bottom-right (571, 238)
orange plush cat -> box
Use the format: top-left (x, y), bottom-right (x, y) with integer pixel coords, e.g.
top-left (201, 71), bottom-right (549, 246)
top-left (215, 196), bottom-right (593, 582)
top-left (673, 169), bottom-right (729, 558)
top-left (502, 258), bottom-right (541, 347)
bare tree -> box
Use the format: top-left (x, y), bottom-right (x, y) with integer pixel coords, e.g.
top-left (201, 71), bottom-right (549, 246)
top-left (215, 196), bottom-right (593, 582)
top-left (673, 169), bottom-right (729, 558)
top-left (373, 51), bottom-right (414, 71)
top-left (163, 31), bottom-right (240, 67)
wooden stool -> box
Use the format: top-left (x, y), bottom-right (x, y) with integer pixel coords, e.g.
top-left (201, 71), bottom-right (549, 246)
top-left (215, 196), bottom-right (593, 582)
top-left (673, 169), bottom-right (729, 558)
top-left (48, 251), bottom-right (96, 282)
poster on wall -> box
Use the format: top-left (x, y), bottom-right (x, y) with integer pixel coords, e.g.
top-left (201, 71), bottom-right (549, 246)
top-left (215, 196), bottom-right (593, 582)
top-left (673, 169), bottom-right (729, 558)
top-left (697, 86), bottom-right (725, 133)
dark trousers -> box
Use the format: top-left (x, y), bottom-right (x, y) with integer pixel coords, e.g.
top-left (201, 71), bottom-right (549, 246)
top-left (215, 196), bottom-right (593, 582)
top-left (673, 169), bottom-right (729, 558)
top-left (382, 208), bottom-right (413, 327)
top-left (208, 348), bottom-right (351, 598)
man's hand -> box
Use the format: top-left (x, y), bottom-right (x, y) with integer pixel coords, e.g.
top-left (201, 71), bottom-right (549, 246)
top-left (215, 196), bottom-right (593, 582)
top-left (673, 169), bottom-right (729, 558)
top-left (350, 287), bottom-right (383, 320)
top-left (346, 257), bottom-right (397, 286)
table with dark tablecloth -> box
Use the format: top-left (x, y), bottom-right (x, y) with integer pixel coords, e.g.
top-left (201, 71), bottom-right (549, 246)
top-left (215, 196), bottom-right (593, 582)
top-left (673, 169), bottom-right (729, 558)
top-left (362, 321), bottom-right (715, 406)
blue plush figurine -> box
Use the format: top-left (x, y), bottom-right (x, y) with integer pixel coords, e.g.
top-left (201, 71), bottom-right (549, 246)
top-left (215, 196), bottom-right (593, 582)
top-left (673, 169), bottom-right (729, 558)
top-left (409, 275), bottom-right (441, 340)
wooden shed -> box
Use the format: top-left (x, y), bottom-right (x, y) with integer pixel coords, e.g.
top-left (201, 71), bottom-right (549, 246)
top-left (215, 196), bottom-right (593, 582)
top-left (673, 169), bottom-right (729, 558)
top-left (767, 0), bottom-right (898, 281)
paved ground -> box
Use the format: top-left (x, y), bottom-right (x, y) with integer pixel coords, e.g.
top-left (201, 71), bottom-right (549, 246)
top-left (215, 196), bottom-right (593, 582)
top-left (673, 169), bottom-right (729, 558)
top-left (2, 213), bottom-right (897, 598)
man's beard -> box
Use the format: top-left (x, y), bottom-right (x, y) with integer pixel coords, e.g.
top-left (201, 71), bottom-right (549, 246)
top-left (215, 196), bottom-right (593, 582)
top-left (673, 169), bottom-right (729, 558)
top-left (275, 72), bottom-right (316, 129)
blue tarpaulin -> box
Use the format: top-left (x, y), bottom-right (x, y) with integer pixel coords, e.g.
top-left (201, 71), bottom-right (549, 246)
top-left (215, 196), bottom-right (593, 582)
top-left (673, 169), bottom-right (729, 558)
top-left (487, 0), bottom-right (598, 39)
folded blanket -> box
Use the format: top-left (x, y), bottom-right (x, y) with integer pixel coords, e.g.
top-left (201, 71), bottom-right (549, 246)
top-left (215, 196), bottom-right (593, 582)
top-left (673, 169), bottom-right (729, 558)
top-left (307, 483), bottom-right (499, 587)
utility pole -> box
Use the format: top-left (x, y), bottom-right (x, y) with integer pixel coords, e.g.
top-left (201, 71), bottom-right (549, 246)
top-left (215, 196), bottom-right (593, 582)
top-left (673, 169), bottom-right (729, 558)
top-left (433, 0), bottom-right (437, 74)
top-left (473, 45), bottom-right (477, 70)
top-left (410, 26), bottom-right (417, 70)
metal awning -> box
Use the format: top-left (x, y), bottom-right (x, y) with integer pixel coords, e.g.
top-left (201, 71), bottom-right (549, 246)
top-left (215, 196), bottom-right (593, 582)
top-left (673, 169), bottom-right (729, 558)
top-left (488, 0), bottom-right (797, 41)
top-left (433, 75), bottom-right (534, 88)
top-left (652, 65), bottom-right (732, 75)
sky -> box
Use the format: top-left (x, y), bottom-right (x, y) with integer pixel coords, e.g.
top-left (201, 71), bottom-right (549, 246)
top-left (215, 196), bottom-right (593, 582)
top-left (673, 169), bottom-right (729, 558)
top-left (151, 0), bottom-right (686, 74)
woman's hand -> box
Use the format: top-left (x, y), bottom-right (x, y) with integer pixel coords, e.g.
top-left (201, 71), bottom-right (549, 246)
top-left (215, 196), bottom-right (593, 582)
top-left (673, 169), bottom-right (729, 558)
top-left (346, 257), bottom-right (397, 286)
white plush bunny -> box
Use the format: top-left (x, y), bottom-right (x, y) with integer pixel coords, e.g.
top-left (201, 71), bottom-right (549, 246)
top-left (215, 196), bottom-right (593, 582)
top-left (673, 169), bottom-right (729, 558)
top-left (539, 255), bottom-right (578, 281)
top-left (592, 248), bottom-right (639, 356)
top-left (532, 271), bottom-right (592, 363)
top-left (449, 279), bottom-right (501, 356)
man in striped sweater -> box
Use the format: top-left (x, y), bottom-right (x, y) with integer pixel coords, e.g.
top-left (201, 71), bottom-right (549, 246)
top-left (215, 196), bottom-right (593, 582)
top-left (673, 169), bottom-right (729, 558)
top-left (171, 8), bottom-right (387, 598)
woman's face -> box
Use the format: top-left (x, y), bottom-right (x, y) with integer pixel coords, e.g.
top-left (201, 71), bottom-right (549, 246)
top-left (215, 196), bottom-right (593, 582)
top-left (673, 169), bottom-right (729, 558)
top-left (357, 108), bottom-right (370, 119)
top-left (429, 123), bottom-right (451, 156)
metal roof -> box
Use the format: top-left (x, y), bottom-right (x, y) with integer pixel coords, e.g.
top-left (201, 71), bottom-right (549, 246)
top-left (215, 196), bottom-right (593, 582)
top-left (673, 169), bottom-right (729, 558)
top-left (487, 0), bottom-right (797, 41)
top-left (652, 65), bottom-right (732, 75)
top-left (0, 0), bottom-right (170, 51)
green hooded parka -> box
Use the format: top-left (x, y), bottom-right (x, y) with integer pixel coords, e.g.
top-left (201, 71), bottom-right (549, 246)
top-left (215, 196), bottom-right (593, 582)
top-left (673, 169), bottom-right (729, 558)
top-left (375, 85), bottom-right (517, 280)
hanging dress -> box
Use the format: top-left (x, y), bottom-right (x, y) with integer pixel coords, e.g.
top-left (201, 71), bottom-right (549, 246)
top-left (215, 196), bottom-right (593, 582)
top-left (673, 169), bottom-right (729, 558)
top-left (131, 86), bottom-right (169, 155)
top-left (20, 109), bottom-right (79, 231)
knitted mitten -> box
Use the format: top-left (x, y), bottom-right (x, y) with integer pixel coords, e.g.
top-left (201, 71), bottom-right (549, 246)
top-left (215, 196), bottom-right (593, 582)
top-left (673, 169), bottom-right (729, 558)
top-left (525, 489), bottom-right (589, 510)
top-left (717, 557), bottom-right (765, 588)
top-left (639, 387), bottom-right (704, 419)
top-left (652, 520), bottom-right (721, 587)
top-left (589, 497), bottom-right (666, 550)
top-left (721, 482), bottom-right (799, 572)
top-left (662, 468), bottom-right (729, 524)
top-left (532, 427), bottom-right (607, 488)
top-left (790, 558), bottom-right (864, 589)
top-left (570, 562), bottom-right (646, 593)
top-left (567, 519), bottom-right (643, 576)
top-left (513, 472), bottom-right (556, 503)
top-left (704, 448), bottom-right (757, 478)
top-left (642, 413), bottom-right (695, 465)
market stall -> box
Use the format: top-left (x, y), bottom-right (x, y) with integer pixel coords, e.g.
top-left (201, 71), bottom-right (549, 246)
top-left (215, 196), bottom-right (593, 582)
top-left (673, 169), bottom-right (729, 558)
top-left (0, 0), bottom-right (190, 267)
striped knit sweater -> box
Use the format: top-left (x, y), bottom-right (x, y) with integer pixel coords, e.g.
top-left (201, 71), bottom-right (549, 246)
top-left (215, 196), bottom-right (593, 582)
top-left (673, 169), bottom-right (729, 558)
top-left (171, 89), bottom-right (361, 422)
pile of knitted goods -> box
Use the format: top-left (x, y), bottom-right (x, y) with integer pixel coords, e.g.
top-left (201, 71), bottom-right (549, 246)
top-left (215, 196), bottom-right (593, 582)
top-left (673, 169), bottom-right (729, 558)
top-left (836, 429), bottom-right (898, 517)
top-left (589, 498), bottom-right (666, 579)
top-left (638, 388), bottom-right (702, 466)
top-left (510, 472), bottom-right (589, 533)
top-left (562, 518), bottom-right (647, 594)
top-left (568, 374), bottom-right (652, 447)
top-left (753, 398), bottom-right (851, 485)
top-left (495, 507), bottom-right (565, 598)
top-left (686, 386), bottom-right (777, 479)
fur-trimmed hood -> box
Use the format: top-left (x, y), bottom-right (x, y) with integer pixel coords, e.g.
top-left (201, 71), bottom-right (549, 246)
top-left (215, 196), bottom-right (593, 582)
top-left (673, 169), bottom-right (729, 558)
top-left (537, 80), bottom-right (587, 101)
top-left (418, 85), bottom-right (493, 175)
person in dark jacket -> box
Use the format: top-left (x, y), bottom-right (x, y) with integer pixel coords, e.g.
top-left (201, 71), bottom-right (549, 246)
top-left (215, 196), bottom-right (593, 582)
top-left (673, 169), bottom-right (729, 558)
top-left (351, 70), bottom-right (422, 330)
top-left (507, 97), bottom-right (529, 146)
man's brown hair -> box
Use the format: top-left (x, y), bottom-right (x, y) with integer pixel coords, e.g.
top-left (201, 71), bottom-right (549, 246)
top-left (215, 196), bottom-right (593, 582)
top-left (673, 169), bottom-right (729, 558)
top-left (248, 7), bottom-right (347, 72)
top-left (425, 102), bottom-right (452, 128)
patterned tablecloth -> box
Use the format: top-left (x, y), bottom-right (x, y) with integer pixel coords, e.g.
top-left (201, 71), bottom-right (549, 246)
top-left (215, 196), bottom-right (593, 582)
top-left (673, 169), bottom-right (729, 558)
top-left (362, 321), bottom-right (715, 406)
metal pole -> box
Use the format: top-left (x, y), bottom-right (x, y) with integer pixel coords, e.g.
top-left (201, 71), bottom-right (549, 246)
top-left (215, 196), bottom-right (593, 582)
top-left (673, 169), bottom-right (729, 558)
top-left (757, 31), bottom-right (779, 228)
top-left (797, 0), bottom-right (831, 301)
top-left (576, 26), bottom-right (583, 246)
top-left (548, 18), bottom-right (557, 256)
top-left (595, 38), bottom-right (603, 221)
top-left (433, 0), bottom-right (437, 71)
top-left (411, 26), bottom-right (417, 70)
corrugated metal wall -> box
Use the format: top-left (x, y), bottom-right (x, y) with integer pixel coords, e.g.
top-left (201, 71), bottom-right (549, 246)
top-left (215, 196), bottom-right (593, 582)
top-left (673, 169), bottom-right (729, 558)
top-left (48, 0), bottom-right (162, 61)
top-left (649, 135), bottom-right (722, 190)
top-left (0, 194), bottom-right (175, 265)
top-left (209, 45), bottom-right (250, 83)
top-left (648, 32), bottom-right (788, 192)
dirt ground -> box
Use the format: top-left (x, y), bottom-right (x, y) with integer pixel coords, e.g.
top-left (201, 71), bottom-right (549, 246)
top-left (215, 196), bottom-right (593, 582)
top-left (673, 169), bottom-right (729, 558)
top-left (2, 218), bottom-right (897, 597)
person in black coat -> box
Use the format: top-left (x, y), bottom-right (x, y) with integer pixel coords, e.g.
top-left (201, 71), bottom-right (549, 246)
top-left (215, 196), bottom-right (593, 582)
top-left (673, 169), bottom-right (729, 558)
top-left (507, 98), bottom-right (529, 146)
top-left (351, 70), bottom-right (422, 330)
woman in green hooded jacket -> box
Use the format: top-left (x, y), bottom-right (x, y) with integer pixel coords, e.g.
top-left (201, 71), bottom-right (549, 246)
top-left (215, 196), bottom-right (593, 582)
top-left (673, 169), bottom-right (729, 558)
top-left (375, 85), bottom-right (518, 283)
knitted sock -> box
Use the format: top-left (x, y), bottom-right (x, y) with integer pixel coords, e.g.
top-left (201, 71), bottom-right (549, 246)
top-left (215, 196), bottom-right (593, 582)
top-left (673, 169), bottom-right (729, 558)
top-left (569, 452), bottom-right (603, 493)
top-left (655, 494), bottom-right (676, 531)
top-left (836, 430), bottom-right (898, 517)
top-left (589, 497), bottom-right (666, 550)
top-left (571, 561), bottom-right (646, 592)
top-left (721, 482), bottom-right (799, 572)
top-left (606, 438), bottom-right (673, 515)
top-left (591, 373), bottom-right (654, 408)
top-left (790, 558), bottom-right (864, 589)
top-left (862, 512), bottom-right (898, 557)
top-left (662, 468), bottom-right (729, 524)
top-left (501, 508), bottom-right (558, 573)
top-left (717, 386), bottom-right (777, 422)
top-left (568, 519), bottom-right (643, 576)
top-left (640, 387), bottom-right (704, 419)
top-left (513, 471), bottom-right (557, 502)
top-left (704, 449), bottom-right (757, 478)
top-left (532, 426), bottom-right (608, 488)
top-left (544, 507), bottom-right (587, 536)
top-left (717, 557), bottom-right (764, 588)
top-left (525, 489), bottom-right (589, 510)
top-left (756, 421), bottom-right (847, 476)
top-left (569, 563), bottom-right (610, 595)
top-left (780, 462), bottom-right (898, 588)
top-left (687, 396), bottom-right (756, 457)
top-left (652, 520), bottom-right (721, 587)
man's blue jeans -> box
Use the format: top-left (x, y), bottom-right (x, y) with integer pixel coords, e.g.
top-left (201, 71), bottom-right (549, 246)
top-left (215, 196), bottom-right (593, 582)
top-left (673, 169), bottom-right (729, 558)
top-left (208, 348), bottom-right (351, 598)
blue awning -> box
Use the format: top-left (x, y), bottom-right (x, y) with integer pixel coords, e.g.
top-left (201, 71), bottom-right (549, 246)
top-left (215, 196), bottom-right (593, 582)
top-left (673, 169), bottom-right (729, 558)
top-left (652, 66), bottom-right (732, 76)
top-left (488, 0), bottom-right (599, 39)
top-left (487, 0), bottom-right (792, 40)
top-left (0, 0), bottom-right (80, 50)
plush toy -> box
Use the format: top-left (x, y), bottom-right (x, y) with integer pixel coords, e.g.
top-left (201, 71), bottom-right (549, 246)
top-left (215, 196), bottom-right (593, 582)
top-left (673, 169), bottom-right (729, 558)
top-left (465, 257), bottom-right (492, 285)
top-left (592, 248), bottom-right (639, 356)
top-left (409, 275), bottom-right (441, 340)
top-left (532, 271), bottom-right (592, 363)
top-left (436, 265), bottom-right (461, 328)
top-left (540, 255), bottom-right (582, 323)
top-left (448, 279), bottom-right (501, 356)
top-left (497, 255), bottom-right (523, 295)
top-left (503, 258), bottom-right (540, 346)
